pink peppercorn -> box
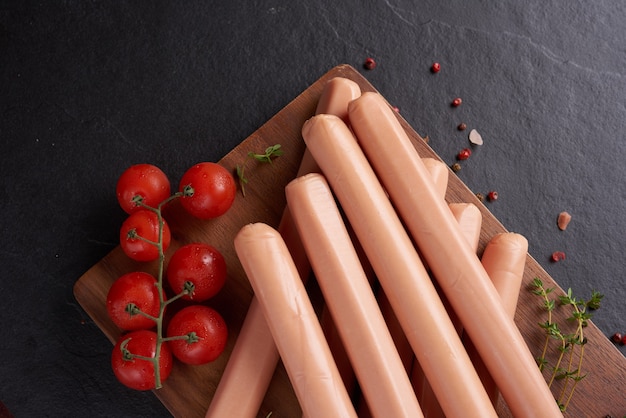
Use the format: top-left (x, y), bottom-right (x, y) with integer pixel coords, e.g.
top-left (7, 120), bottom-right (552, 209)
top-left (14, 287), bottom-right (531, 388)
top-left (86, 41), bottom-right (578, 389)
top-left (431, 62), bottom-right (440, 73)
top-left (487, 191), bottom-right (498, 201)
top-left (452, 97), bottom-right (462, 107)
top-left (457, 148), bottom-right (471, 160)
top-left (364, 57), bottom-right (376, 70)
top-left (551, 251), bottom-right (566, 262)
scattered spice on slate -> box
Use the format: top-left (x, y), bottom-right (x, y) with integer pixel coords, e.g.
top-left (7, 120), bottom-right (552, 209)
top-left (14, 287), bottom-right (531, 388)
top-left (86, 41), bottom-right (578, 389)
top-left (611, 332), bottom-right (623, 344)
top-left (457, 123), bottom-right (467, 131)
top-left (457, 148), bottom-right (471, 160)
top-left (364, 57), bottom-right (376, 70)
top-left (487, 190), bottom-right (498, 201)
top-left (551, 251), bottom-right (566, 262)
top-left (451, 97), bottom-right (462, 107)
top-left (468, 129), bottom-right (483, 145)
top-left (451, 163), bottom-right (461, 172)
top-left (475, 192), bottom-right (484, 201)
top-left (431, 62), bottom-right (441, 73)
top-left (557, 211), bottom-right (572, 231)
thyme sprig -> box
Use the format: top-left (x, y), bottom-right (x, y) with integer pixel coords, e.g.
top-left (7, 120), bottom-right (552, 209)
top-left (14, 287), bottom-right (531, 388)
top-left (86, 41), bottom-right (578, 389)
top-left (236, 144), bottom-right (283, 196)
top-left (531, 278), bottom-right (603, 411)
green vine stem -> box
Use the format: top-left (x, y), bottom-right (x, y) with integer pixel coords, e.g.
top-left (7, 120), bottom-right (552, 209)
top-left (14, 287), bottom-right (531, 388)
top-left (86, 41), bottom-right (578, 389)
top-left (119, 191), bottom-right (190, 390)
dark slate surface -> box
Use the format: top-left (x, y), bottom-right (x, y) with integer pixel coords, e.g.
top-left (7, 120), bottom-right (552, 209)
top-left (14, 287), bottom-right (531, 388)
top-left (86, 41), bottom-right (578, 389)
top-left (1, 1), bottom-right (625, 416)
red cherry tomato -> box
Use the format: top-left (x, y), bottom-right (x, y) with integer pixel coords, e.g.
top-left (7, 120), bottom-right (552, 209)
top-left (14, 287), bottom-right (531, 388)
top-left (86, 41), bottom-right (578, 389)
top-left (106, 272), bottom-right (162, 331)
top-left (111, 330), bottom-right (173, 391)
top-left (116, 164), bottom-right (171, 214)
top-left (120, 209), bottom-right (171, 262)
top-left (166, 305), bottom-right (228, 365)
top-left (179, 162), bottom-right (236, 219)
top-left (166, 243), bottom-right (227, 302)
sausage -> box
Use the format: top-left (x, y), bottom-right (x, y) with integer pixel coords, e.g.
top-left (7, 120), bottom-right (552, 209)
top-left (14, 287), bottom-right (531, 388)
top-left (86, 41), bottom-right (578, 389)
top-left (448, 203), bottom-right (482, 251)
top-left (234, 223), bottom-right (357, 418)
top-left (302, 114), bottom-right (497, 418)
top-left (286, 173), bottom-right (424, 418)
top-left (377, 158), bottom-right (452, 375)
top-left (315, 77), bottom-right (362, 124)
top-left (412, 202), bottom-right (483, 418)
top-left (206, 77), bottom-right (361, 418)
top-left (347, 91), bottom-right (562, 417)
top-left (422, 158), bottom-right (449, 201)
top-left (464, 232), bottom-right (528, 406)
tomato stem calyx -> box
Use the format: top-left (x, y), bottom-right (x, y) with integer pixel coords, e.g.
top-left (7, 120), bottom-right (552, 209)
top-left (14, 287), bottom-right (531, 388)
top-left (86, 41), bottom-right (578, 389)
top-left (182, 184), bottom-right (194, 198)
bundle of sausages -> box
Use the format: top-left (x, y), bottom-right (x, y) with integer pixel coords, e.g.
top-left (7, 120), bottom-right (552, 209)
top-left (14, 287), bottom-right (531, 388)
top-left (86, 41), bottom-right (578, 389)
top-left (207, 78), bottom-right (563, 418)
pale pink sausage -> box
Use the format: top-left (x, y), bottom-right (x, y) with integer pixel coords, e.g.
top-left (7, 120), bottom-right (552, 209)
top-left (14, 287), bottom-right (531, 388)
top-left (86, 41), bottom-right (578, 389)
top-left (481, 232), bottom-right (528, 318)
top-left (302, 114), bottom-right (498, 418)
top-left (286, 173), bottom-right (423, 418)
top-left (234, 223), bottom-right (357, 418)
top-left (422, 158), bottom-right (449, 201)
top-left (315, 77), bottom-right (362, 123)
top-left (464, 232), bottom-right (528, 406)
top-left (375, 158), bottom-right (450, 373)
top-left (448, 203), bottom-right (482, 251)
top-left (206, 77), bottom-right (360, 418)
top-left (358, 157), bottom-right (451, 415)
top-left (348, 92), bottom-right (562, 418)
top-left (412, 202), bottom-right (483, 418)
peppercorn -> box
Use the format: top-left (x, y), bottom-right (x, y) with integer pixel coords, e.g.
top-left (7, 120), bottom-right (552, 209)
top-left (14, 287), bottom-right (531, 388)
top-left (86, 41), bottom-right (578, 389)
top-left (431, 62), bottom-right (440, 73)
top-left (451, 97), bottom-right (462, 107)
top-left (451, 163), bottom-right (461, 172)
top-left (551, 251), bottom-right (566, 262)
top-left (611, 332), bottom-right (622, 344)
top-left (622, 334), bottom-right (626, 346)
top-left (364, 57), bottom-right (376, 70)
top-left (458, 123), bottom-right (467, 131)
top-left (457, 148), bottom-right (471, 160)
top-left (475, 192), bottom-right (484, 201)
top-left (487, 191), bottom-right (498, 201)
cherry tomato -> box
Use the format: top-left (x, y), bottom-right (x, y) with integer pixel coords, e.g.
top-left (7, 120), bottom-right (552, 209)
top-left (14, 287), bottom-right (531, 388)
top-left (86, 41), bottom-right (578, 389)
top-left (120, 209), bottom-right (171, 262)
top-left (166, 243), bottom-right (227, 302)
top-left (107, 272), bottom-right (162, 331)
top-left (166, 305), bottom-right (228, 365)
top-left (116, 164), bottom-right (171, 214)
top-left (179, 162), bottom-right (236, 219)
top-left (111, 330), bottom-right (173, 391)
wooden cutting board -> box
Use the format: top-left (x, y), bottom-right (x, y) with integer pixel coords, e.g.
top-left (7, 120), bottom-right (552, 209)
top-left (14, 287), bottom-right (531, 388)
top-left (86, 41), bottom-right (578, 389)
top-left (74, 64), bottom-right (626, 418)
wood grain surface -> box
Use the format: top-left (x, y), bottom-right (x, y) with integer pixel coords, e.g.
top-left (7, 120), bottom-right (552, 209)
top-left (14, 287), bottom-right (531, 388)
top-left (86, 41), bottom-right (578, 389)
top-left (74, 64), bottom-right (626, 418)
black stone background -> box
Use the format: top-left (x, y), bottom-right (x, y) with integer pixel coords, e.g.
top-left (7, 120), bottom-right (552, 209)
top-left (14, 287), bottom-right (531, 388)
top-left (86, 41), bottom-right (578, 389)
top-left (1, 1), bottom-right (625, 416)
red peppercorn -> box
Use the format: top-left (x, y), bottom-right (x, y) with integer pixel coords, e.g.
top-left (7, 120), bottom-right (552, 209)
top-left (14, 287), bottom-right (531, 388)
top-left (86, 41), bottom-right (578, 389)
top-left (364, 57), bottom-right (376, 70)
top-left (451, 97), bottom-right (462, 107)
top-left (551, 251), bottom-right (566, 262)
top-left (487, 191), bottom-right (498, 201)
top-left (431, 62), bottom-right (440, 73)
top-left (611, 332), bottom-right (623, 344)
top-left (457, 148), bottom-right (471, 160)
top-left (622, 334), bottom-right (626, 345)
top-left (458, 123), bottom-right (467, 131)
